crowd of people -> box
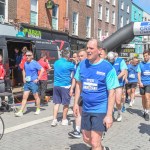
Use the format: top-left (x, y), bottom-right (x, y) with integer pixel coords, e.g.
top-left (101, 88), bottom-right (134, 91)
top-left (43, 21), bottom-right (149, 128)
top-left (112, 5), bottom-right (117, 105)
top-left (0, 38), bottom-right (149, 150)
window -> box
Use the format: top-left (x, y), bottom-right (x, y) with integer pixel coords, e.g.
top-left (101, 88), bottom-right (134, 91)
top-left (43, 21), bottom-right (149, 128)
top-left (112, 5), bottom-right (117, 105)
top-left (30, 0), bottom-right (38, 25)
top-left (86, 0), bottom-right (91, 7)
top-left (127, 5), bottom-right (129, 13)
top-left (112, 11), bottom-right (115, 25)
top-left (86, 16), bottom-right (91, 38)
top-left (98, 29), bottom-right (102, 41)
top-left (105, 8), bottom-right (109, 23)
top-left (121, 1), bottom-right (124, 10)
top-left (126, 18), bottom-right (129, 24)
top-left (106, 0), bottom-right (110, 3)
top-left (138, 13), bottom-right (141, 21)
top-left (72, 12), bottom-right (78, 35)
top-left (52, 5), bottom-right (58, 30)
top-left (0, 0), bottom-right (5, 17)
top-left (112, 0), bottom-right (115, 6)
top-left (98, 4), bottom-right (102, 20)
top-left (134, 11), bottom-right (136, 19)
top-left (120, 16), bottom-right (123, 27)
top-left (105, 31), bottom-right (108, 37)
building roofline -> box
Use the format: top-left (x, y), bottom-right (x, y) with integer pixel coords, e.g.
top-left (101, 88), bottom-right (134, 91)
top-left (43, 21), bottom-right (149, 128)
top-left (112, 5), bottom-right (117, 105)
top-left (132, 2), bottom-right (143, 11)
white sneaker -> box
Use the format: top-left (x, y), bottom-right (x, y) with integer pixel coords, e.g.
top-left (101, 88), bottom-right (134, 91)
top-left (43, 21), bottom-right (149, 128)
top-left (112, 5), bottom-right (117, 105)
top-left (129, 101), bottom-right (133, 107)
top-left (51, 119), bottom-right (58, 127)
top-left (61, 119), bottom-right (68, 126)
top-left (34, 109), bottom-right (40, 115)
top-left (116, 114), bottom-right (122, 122)
top-left (15, 111), bottom-right (23, 117)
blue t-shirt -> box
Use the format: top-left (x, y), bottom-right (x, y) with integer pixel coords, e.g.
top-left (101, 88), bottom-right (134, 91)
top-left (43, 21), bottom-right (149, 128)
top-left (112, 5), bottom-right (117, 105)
top-left (54, 58), bottom-right (75, 86)
top-left (75, 59), bottom-right (119, 113)
top-left (127, 64), bottom-right (138, 83)
top-left (24, 60), bottom-right (42, 82)
top-left (137, 61), bottom-right (150, 85)
top-left (112, 58), bottom-right (127, 86)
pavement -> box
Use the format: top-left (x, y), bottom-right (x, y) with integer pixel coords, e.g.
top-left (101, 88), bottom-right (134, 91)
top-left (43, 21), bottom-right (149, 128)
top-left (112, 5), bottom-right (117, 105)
top-left (0, 95), bottom-right (149, 150)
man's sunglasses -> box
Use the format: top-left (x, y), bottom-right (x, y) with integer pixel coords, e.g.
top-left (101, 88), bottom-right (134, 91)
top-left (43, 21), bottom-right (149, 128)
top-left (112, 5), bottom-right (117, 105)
top-left (26, 55), bottom-right (32, 57)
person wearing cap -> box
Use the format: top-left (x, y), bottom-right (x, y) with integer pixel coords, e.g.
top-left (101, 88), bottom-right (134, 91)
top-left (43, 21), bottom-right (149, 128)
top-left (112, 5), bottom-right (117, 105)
top-left (73, 39), bottom-right (119, 150)
top-left (107, 51), bottom-right (128, 122)
top-left (15, 51), bottom-right (44, 117)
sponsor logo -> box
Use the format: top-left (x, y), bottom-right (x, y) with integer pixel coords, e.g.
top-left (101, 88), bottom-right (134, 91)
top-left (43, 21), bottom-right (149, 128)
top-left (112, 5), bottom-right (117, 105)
top-left (96, 71), bottom-right (105, 76)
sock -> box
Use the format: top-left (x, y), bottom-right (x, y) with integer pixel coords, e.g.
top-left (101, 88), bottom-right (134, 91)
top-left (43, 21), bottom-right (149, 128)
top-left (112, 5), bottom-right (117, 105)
top-left (19, 110), bottom-right (23, 112)
top-left (145, 110), bottom-right (149, 114)
top-left (76, 126), bottom-right (81, 132)
top-left (118, 110), bottom-right (121, 114)
top-left (36, 108), bottom-right (40, 111)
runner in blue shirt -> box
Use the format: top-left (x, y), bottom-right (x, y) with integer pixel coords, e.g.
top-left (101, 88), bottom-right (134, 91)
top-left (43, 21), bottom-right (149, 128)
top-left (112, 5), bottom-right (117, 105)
top-left (73, 39), bottom-right (119, 150)
top-left (107, 52), bottom-right (128, 121)
top-left (126, 57), bottom-right (139, 107)
top-left (15, 51), bottom-right (44, 117)
top-left (138, 50), bottom-right (150, 121)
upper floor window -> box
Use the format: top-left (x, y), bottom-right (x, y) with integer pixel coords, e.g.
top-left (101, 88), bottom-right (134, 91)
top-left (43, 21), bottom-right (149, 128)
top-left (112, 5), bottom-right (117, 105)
top-left (0, 0), bottom-right (5, 18)
top-left (112, 0), bottom-right (115, 6)
top-left (98, 4), bottom-right (102, 20)
top-left (121, 1), bottom-right (124, 10)
top-left (134, 11), bottom-right (136, 19)
top-left (52, 5), bottom-right (58, 30)
top-left (105, 31), bottom-right (108, 37)
top-left (105, 8), bottom-right (109, 23)
top-left (86, 16), bottom-right (91, 38)
top-left (30, 0), bottom-right (38, 25)
top-left (138, 13), bottom-right (141, 21)
top-left (127, 5), bottom-right (130, 13)
top-left (120, 16), bottom-right (123, 27)
top-left (126, 18), bottom-right (129, 24)
top-left (112, 11), bottom-right (115, 25)
top-left (72, 12), bottom-right (78, 35)
top-left (98, 29), bottom-right (102, 41)
top-left (86, 0), bottom-right (91, 7)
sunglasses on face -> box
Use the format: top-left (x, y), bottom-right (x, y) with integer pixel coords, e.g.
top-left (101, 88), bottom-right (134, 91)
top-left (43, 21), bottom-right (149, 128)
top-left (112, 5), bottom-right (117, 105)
top-left (26, 55), bottom-right (32, 57)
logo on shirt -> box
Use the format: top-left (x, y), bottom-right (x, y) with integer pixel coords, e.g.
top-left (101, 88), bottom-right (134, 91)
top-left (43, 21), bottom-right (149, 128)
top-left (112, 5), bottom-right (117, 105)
top-left (114, 63), bottom-right (119, 66)
top-left (96, 71), bottom-right (105, 76)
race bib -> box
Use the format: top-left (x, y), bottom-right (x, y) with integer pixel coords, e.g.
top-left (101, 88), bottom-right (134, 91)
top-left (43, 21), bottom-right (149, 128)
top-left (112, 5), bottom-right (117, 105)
top-left (25, 76), bottom-right (31, 82)
top-left (83, 79), bottom-right (98, 91)
top-left (129, 74), bottom-right (135, 78)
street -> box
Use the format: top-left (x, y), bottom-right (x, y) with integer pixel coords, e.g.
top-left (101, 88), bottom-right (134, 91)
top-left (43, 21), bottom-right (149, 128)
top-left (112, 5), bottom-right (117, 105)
top-left (0, 95), bottom-right (149, 150)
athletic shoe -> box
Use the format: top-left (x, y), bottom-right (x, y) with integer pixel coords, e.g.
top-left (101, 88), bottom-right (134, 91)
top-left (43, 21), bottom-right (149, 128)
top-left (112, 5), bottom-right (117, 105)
top-left (103, 147), bottom-right (111, 150)
top-left (34, 109), bottom-right (40, 115)
top-left (51, 119), bottom-right (58, 127)
top-left (15, 111), bottom-right (23, 117)
top-left (129, 101), bottom-right (133, 107)
top-left (116, 114), bottom-right (122, 122)
top-left (61, 119), bottom-right (68, 126)
top-left (145, 113), bottom-right (149, 121)
top-left (121, 105), bottom-right (126, 113)
top-left (68, 130), bottom-right (81, 138)
top-left (143, 112), bottom-right (146, 118)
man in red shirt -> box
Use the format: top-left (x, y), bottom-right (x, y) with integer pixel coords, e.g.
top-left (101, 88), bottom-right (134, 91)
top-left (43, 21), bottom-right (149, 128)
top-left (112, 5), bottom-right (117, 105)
top-left (0, 55), bottom-right (5, 93)
top-left (19, 46), bottom-right (27, 70)
top-left (38, 52), bottom-right (51, 105)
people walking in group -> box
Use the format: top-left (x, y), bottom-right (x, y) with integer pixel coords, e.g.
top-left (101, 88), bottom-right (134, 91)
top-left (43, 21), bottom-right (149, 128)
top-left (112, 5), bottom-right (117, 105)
top-left (107, 51), bottom-right (128, 122)
top-left (68, 49), bottom-right (87, 138)
top-left (138, 50), bottom-right (150, 121)
top-left (38, 52), bottom-right (51, 106)
top-left (73, 39), bottom-right (119, 150)
top-left (51, 50), bottom-right (75, 127)
top-left (126, 57), bottom-right (139, 107)
top-left (15, 51), bottom-right (44, 117)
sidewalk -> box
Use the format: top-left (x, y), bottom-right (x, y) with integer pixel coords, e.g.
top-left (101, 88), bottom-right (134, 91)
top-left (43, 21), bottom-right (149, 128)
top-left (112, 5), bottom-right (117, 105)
top-left (0, 96), bottom-right (149, 150)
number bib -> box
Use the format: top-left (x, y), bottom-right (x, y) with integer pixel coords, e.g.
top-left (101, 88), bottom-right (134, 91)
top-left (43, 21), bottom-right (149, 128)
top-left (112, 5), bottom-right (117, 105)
top-left (129, 74), bottom-right (135, 78)
top-left (83, 79), bottom-right (98, 91)
top-left (25, 76), bottom-right (31, 82)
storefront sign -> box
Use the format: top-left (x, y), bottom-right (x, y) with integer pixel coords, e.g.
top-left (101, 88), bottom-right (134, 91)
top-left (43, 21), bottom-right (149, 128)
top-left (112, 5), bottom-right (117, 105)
top-left (121, 44), bottom-right (135, 49)
top-left (120, 52), bottom-right (129, 57)
top-left (134, 22), bottom-right (150, 36)
top-left (121, 48), bottom-right (135, 53)
top-left (23, 28), bottom-right (41, 39)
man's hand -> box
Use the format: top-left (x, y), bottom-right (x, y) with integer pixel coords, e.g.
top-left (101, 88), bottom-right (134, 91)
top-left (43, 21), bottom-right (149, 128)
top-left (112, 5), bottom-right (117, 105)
top-left (139, 82), bottom-right (144, 87)
top-left (33, 79), bottom-right (39, 83)
top-left (73, 104), bottom-right (79, 117)
top-left (103, 115), bottom-right (113, 130)
top-left (69, 88), bottom-right (74, 97)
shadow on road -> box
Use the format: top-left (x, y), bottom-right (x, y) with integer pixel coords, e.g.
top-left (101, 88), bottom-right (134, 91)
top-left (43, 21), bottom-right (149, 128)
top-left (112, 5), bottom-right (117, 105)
top-left (138, 123), bottom-right (150, 136)
top-left (69, 143), bottom-right (90, 150)
top-left (126, 108), bottom-right (143, 118)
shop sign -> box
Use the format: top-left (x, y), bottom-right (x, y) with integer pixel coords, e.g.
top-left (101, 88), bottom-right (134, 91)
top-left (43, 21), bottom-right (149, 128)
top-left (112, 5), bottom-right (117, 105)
top-left (23, 28), bottom-right (42, 39)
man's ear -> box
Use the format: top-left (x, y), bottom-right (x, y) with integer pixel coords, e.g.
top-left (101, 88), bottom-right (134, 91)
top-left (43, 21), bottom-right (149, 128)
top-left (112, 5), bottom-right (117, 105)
top-left (98, 48), bottom-right (102, 55)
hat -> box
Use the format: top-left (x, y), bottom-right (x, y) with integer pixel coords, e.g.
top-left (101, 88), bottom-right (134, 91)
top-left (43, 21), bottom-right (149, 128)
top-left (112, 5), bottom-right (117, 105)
top-left (107, 51), bottom-right (115, 60)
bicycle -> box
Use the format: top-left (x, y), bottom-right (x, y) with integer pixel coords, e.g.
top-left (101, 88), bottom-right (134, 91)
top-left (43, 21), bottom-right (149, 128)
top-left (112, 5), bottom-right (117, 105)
top-left (0, 113), bottom-right (4, 140)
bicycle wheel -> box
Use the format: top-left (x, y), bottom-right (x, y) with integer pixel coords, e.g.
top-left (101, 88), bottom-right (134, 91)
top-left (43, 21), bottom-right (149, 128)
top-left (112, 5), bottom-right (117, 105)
top-left (0, 116), bottom-right (4, 140)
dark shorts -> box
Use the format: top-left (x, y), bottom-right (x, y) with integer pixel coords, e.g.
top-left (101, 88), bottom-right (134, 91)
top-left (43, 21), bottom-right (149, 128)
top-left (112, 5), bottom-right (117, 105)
top-left (78, 97), bottom-right (83, 107)
top-left (53, 86), bottom-right (71, 105)
top-left (81, 111), bottom-right (106, 132)
top-left (140, 85), bottom-right (150, 95)
top-left (126, 82), bottom-right (137, 90)
top-left (24, 82), bottom-right (39, 94)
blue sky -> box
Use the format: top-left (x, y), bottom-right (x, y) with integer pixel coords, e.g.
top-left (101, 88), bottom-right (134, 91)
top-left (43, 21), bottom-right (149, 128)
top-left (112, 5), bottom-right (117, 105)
top-left (133, 0), bottom-right (150, 14)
